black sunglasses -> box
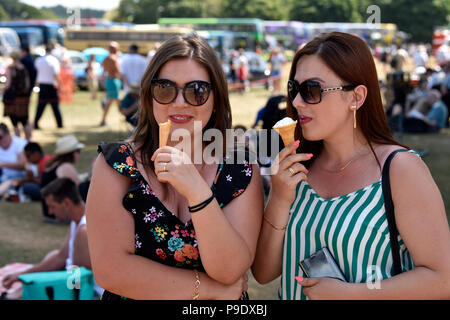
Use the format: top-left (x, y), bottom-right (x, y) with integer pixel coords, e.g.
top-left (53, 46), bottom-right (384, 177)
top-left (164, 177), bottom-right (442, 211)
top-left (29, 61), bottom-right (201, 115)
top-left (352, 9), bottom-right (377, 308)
top-left (288, 79), bottom-right (357, 104)
top-left (151, 79), bottom-right (212, 106)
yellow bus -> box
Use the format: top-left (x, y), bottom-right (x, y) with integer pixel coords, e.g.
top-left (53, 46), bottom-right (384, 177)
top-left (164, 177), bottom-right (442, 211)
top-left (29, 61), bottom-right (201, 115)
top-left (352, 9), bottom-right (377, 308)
top-left (64, 25), bottom-right (193, 55)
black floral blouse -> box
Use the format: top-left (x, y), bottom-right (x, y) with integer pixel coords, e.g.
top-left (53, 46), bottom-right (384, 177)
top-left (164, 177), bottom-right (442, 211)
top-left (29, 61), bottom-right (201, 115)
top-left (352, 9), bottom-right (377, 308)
top-left (98, 142), bottom-right (253, 300)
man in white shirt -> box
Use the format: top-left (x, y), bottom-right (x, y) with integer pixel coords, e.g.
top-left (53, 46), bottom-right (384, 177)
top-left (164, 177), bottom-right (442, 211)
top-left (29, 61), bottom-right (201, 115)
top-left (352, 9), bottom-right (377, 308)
top-left (436, 42), bottom-right (450, 66)
top-left (120, 44), bottom-right (147, 94)
top-left (412, 45), bottom-right (429, 68)
top-left (2, 178), bottom-right (103, 299)
top-left (33, 45), bottom-right (63, 129)
top-left (0, 123), bottom-right (27, 183)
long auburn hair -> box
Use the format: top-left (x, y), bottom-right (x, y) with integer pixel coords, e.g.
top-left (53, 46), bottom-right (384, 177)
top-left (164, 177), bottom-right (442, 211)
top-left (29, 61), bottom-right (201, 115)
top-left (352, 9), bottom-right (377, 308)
top-left (45, 151), bottom-right (77, 169)
top-left (132, 34), bottom-right (232, 171)
top-left (287, 32), bottom-right (408, 169)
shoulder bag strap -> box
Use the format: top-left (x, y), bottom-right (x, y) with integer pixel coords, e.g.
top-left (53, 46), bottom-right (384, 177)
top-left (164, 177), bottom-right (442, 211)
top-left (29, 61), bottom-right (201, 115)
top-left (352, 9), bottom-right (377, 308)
top-left (381, 149), bottom-right (406, 276)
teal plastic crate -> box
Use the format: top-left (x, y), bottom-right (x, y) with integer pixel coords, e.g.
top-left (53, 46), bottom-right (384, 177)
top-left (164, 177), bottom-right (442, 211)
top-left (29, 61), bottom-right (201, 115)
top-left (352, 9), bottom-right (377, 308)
top-left (19, 267), bottom-right (94, 300)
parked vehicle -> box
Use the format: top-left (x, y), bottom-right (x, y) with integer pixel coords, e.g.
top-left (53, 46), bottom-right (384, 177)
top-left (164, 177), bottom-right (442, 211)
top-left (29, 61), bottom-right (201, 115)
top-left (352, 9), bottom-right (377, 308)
top-left (82, 47), bottom-right (109, 63)
top-left (0, 20), bottom-right (65, 46)
top-left (0, 28), bottom-right (20, 57)
top-left (67, 48), bottom-right (106, 90)
top-left (15, 27), bottom-right (45, 53)
top-left (243, 51), bottom-right (271, 88)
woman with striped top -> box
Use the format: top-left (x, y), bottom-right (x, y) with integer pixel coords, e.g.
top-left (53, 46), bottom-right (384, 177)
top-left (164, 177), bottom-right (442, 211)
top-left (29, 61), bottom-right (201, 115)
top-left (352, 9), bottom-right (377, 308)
top-left (252, 32), bottom-right (450, 299)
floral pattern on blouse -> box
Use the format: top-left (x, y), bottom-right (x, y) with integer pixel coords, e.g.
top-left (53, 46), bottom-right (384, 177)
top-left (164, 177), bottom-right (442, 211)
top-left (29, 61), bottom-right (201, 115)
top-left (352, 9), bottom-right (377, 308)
top-left (97, 142), bottom-right (253, 300)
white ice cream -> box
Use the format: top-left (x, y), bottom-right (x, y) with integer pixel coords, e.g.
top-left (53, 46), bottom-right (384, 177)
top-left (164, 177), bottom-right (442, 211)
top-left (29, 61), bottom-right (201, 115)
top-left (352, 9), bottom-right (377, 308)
top-left (273, 117), bottom-right (295, 128)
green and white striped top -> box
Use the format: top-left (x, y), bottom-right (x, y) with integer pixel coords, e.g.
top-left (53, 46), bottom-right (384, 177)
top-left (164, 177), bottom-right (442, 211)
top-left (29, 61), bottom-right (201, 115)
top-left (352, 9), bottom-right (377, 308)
top-left (280, 150), bottom-right (418, 300)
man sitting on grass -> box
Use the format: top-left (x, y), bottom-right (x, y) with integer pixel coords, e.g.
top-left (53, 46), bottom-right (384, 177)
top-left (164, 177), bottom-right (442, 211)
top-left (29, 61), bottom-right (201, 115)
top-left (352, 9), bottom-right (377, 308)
top-left (0, 123), bottom-right (27, 183)
top-left (0, 142), bottom-right (53, 202)
top-left (1, 178), bottom-right (103, 298)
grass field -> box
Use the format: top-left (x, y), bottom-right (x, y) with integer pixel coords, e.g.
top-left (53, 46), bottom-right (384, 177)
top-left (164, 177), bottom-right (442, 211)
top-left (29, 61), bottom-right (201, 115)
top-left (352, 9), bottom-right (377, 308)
top-left (1, 80), bottom-right (449, 300)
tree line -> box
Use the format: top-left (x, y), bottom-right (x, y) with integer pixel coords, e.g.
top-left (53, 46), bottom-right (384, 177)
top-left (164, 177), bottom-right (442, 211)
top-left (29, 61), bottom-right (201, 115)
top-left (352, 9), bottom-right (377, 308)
top-left (113, 0), bottom-right (449, 43)
top-left (0, 0), bottom-right (105, 21)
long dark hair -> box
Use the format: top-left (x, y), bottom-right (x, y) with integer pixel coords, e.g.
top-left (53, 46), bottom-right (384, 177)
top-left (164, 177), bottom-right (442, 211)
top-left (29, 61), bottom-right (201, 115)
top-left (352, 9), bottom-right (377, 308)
top-left (287, 32), bottom-right (408, 168)
top-left (45, 151), bottom-right (77, 169)
top-left (132, 34), bottom-right (232, 171)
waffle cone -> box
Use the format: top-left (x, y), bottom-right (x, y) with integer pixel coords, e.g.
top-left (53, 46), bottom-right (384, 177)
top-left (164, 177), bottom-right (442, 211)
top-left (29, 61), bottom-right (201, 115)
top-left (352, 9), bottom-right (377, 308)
top-left (159, 119), bottom-right (171, 147)
top-left (273, 121), bottom-right (297, 154)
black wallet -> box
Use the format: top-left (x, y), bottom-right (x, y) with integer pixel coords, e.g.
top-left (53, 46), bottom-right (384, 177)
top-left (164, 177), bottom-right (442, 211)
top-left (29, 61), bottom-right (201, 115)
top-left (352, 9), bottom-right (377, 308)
top-left (298, 247), bottom-right (347, 282)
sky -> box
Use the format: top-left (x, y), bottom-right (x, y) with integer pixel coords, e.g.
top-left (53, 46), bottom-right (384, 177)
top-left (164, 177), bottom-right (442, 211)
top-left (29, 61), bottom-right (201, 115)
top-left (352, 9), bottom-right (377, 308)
top-left (19, 0), bottom-right (121, 11)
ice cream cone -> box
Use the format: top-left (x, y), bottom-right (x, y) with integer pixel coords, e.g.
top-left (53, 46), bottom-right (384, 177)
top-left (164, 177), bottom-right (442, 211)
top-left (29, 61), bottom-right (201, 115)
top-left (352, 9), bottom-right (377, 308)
top-left (273, 120), bottom-right (297, 154)
top-left (159, 119), bottom-right (171, 147)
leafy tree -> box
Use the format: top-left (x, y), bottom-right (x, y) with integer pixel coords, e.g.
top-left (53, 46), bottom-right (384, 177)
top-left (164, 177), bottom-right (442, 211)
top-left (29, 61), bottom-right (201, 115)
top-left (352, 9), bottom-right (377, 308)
top-left (0, 4), bottom-right (9, 20)
top-left (41, 5), bottom-right (106, 19)
top-left (202, 0), bottom-right (223, 18)
top-left (165, 0), bottom-right (203, 18)
top-left (0, 0), bottom-right (55, 19)
top-left (21, 5), bottom-right (56, 19)
top-left (377, 0), bottom-right (449, 42)
top-left (0, 0), bottom-right (21, 17)
top-left (41, 5), bottom-right (67, 18)
top-left (221, 0), bottom-right (286, 20)
top-left (115, 0), bottom-right (173, 23)
top-left (112, 0), bottom-right (449, 42)
top-left (289, 0), bottom-right (362, 22)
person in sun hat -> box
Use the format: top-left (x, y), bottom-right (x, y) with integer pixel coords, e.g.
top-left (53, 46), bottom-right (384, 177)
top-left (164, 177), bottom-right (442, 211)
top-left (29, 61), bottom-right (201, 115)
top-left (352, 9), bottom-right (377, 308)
top-left (53, 134), bottom-right (85, 156)
top-left (39, 134), bottom-right (85, 222)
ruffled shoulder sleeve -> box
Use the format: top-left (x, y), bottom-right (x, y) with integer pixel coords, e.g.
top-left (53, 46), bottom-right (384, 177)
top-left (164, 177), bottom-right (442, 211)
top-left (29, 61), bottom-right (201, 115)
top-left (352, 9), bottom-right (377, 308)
top-left (97, 142), bottom-right (141, 180)
top-left (213, 151), bottom-right (254, 208)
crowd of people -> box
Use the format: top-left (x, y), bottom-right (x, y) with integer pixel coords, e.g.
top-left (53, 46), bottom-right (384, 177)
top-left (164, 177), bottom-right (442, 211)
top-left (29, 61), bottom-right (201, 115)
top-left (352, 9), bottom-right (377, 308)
top-left (0, 31), bottom-right (449, 301)
top-left (0, 40), bottom-right (156, 300)
top-left (99, 42), bottom-right (146, 127)
top-left (1, 43), bottom-right (74, 139)
top-left (227, 45), bottom-right (287, 94)
top-left (0, 121), bottom-right (97, 298)
top-left (0, 44), bottom-right (96, 293)
top-left (376, 43), bottom-right (450, 134)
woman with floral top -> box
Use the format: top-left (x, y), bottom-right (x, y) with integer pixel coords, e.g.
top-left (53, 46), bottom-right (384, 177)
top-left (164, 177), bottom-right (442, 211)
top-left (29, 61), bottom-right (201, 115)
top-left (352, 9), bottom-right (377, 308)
top-left (86, 34), bottom-right (264, 300)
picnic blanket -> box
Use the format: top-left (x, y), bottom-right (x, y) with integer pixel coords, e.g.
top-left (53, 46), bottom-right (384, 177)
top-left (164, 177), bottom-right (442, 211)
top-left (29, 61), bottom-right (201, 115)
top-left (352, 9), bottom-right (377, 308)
top-left (0, 263), bottom-right (33, 300)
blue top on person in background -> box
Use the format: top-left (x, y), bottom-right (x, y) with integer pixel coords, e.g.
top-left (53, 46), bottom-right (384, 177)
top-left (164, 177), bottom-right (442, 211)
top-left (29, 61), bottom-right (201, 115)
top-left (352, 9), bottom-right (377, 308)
top-left (427, 100), bottom-right (448, 129)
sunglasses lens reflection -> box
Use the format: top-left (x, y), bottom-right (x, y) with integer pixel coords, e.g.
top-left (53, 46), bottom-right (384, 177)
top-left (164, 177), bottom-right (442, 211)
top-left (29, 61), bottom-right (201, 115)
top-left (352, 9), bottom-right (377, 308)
top-left (151, 80), bottom-right (177, 104)
top-left (151, 80), bottom-right (210, 106)
top-left (184, 82), bottom-right (210, 106)
top-left (300, 81), bottom-right (321, 104)
top-left (288, 80), bottom-right (321, 104)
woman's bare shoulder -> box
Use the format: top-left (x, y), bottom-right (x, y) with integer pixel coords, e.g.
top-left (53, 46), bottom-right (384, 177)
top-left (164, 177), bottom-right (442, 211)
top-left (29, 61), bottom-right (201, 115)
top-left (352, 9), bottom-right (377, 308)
top-left (373, 144), bottom-right (408, 166)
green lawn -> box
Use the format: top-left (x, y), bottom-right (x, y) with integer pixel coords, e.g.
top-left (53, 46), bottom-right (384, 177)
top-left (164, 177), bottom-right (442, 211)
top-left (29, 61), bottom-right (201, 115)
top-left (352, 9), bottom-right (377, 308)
top-left (0, 88), bottom-right (448, 300)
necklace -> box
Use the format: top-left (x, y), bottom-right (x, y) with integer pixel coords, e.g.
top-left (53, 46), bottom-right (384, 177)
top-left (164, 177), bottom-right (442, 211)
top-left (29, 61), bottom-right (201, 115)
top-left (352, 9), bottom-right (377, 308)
top-left (319, 145), bottom-right (369, 174)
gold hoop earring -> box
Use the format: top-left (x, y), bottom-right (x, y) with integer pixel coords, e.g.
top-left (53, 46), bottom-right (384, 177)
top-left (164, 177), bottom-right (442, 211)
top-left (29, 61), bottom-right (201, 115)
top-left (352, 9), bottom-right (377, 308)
top-left (351, 105), bottom-right (357, 129)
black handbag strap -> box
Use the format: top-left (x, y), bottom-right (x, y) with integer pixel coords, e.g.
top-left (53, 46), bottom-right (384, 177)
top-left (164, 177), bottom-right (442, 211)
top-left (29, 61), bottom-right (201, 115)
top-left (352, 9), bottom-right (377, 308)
top-left (381, 149), bottom-right (406, 276)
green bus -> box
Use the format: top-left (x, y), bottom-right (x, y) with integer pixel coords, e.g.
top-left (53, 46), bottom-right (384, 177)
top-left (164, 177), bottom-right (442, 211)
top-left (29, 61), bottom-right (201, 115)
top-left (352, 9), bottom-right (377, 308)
top-left (157, 17), bottom-right (265, 50)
